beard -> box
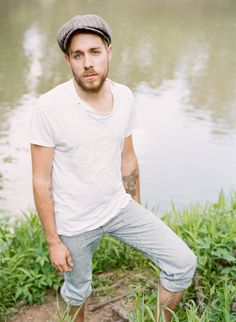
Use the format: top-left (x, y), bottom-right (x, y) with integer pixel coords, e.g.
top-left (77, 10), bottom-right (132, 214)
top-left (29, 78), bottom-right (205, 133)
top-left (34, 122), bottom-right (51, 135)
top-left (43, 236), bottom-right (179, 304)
top-left (72, 62), bottom-right (109, 94)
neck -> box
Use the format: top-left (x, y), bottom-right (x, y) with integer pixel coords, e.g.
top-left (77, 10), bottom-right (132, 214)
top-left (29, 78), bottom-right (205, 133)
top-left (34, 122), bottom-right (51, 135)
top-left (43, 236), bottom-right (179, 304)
top-left (73, 78), bottom-right (113, 113)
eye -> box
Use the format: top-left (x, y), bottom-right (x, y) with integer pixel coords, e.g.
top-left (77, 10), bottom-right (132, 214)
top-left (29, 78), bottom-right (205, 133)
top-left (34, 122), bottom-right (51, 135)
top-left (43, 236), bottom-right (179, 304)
top-left (73, 52), bottom-right (83, 59)
top-left (92, 49), bottom-right (101, 55)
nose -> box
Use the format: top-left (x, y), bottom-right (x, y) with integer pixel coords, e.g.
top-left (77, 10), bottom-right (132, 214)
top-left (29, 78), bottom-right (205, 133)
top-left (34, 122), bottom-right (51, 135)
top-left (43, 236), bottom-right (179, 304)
top-left (83, 53), bottom-right (93, 69)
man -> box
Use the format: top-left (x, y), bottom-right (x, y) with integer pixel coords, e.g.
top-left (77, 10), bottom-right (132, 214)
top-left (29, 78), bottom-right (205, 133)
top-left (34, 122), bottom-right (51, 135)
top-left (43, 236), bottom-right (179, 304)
top-left (29, 14), bottom-right (197, 322)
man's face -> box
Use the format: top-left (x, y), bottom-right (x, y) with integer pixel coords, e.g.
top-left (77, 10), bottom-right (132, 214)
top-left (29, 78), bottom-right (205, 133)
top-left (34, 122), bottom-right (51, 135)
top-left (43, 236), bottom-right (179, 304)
top-left (65, 33), bottom-right (112, 93)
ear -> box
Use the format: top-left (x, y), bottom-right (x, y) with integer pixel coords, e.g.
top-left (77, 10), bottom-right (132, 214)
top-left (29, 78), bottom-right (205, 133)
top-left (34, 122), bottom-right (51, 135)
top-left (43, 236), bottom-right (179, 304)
top-left (64, 54), bottom-right (70, 63)
top-left (107, 45), bottom-right (112, 62)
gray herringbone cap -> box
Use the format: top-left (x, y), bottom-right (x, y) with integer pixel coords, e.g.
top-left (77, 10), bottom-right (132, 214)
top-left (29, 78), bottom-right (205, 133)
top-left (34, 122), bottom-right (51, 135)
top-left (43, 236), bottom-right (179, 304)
top-left (57, 14), bottom-right (112, 53)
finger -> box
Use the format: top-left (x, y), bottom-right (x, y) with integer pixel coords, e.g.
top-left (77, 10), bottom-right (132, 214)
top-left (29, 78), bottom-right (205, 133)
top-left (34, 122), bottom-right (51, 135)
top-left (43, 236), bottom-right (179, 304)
top-left (66, 254), bottom-right (74, 267)
top-left (62, 263), bottom-right (72, 272)
top-left (54, 264), bottom-right (64, 273)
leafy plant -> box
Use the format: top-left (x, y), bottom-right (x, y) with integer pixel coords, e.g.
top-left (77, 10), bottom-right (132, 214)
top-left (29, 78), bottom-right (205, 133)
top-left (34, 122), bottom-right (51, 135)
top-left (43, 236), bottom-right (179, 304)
top-left (1, 192), bottom-right (236, 321)
top-left (0, 214), bottom-right (62, 319)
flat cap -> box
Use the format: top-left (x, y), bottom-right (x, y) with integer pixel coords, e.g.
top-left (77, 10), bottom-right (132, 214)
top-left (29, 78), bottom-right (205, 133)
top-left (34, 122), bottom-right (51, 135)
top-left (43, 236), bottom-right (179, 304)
top-left (57, 14), bottom-right (112, 53)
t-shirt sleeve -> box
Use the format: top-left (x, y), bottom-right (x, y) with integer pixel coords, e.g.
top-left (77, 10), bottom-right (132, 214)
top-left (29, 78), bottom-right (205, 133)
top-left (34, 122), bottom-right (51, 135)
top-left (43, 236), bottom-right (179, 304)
top-left (125, 95), bottom-right (136, 137)
top-left (29, 103), bottom-right (55, 147)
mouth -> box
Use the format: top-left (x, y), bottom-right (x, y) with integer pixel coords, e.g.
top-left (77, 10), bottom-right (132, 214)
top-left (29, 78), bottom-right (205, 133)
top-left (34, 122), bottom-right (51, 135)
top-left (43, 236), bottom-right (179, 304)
top-left (83, 73), bottom-right (98, 79)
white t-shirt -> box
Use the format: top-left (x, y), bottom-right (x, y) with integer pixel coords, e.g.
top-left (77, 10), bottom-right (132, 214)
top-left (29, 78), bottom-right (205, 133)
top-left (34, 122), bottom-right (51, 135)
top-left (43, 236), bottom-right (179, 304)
top-left (29, 78), bottom-right (136, 236)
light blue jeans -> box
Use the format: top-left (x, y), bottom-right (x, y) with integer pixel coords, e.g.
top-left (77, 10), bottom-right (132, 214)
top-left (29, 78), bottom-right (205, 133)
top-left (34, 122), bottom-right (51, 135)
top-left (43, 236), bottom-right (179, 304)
top-left (60, 200), bottom-right (197, 306)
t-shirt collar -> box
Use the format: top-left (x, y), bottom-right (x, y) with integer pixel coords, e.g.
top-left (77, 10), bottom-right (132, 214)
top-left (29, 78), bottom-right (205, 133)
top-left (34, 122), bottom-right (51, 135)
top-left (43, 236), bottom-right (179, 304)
top-left (69, 78), bottom-right (116, 120)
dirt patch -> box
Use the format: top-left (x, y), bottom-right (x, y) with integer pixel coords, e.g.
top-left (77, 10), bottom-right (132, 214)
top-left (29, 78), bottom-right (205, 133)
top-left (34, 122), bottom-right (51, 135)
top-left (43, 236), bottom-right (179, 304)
top-left (9, 291), bottom-right (132, 322)
top-left (8, 269), bottom-right (156, 322)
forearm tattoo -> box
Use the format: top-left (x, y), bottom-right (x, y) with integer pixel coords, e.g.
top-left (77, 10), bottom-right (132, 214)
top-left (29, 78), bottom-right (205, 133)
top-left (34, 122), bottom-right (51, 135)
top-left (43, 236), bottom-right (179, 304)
top-left (122, 169), bottom-right (139, 197)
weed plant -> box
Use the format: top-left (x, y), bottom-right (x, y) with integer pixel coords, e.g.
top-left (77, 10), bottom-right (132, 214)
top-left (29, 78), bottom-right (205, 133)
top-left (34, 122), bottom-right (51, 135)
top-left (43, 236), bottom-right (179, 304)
top-left (0, 192), bottom-right (235, 321)
top-left (129, 192), bottom-right (236, 321)
top-left (0, 214), bottom-right (62, 319)
top-left (49, 295), bottom-right (81, 322)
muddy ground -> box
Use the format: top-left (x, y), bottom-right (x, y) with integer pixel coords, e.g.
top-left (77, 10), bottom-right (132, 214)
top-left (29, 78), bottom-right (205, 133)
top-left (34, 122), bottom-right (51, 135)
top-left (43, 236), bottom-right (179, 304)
top-left (9, 269), bottom-right (156, 322)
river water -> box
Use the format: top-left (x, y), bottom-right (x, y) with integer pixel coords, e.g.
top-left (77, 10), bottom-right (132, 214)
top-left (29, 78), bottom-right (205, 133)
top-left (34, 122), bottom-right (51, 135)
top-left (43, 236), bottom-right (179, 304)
top-left (0, 0), bottom-right (236, 217)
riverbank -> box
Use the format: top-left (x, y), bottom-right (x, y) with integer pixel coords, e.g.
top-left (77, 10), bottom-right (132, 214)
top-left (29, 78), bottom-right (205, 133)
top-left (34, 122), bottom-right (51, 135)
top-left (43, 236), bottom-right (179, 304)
top-left (1, 192), bottom-right (235, 321)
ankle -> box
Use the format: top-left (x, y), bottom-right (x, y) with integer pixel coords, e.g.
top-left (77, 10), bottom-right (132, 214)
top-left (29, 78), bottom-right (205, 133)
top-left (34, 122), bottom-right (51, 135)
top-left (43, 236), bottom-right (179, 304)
top-left (69, 304), bottom-right (85, 322)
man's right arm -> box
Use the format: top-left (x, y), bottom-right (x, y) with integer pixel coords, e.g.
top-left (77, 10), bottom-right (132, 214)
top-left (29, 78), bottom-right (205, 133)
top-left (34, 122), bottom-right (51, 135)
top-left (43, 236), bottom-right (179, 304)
top-left (31, 144), bottom-right (73, 272)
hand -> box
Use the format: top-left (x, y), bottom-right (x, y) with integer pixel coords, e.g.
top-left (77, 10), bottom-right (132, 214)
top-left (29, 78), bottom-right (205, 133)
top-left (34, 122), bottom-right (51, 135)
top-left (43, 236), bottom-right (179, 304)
top-left (49, 242), bottom-right (73, 273)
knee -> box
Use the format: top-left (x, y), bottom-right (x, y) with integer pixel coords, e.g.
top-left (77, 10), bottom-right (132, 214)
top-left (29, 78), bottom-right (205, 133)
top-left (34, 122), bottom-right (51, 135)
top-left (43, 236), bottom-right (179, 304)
top-left (170, 245), bottom-right (197, 282)
top-left (188, 249), bottom-right (197, 274)
top-left (180, 247), bottom-right (197, 278)
top-left (160, 247), bottom-right (197, 292)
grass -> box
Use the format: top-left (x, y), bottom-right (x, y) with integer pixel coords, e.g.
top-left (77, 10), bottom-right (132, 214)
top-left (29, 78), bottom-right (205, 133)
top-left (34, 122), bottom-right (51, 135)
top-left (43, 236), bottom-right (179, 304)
top-left (0, 192), bottom-right (235, 321)
top-left (49, 295), bottom-right (81, 322)
top-left (165, 192), bottom-right (236, 321)
top-left (0, 213), bottom-right (62, 318)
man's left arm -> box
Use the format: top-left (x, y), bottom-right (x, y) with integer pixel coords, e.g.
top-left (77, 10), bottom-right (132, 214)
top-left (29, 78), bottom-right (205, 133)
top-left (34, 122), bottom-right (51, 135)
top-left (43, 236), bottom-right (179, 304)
top-left (121, 135), bottom-right (140, 204)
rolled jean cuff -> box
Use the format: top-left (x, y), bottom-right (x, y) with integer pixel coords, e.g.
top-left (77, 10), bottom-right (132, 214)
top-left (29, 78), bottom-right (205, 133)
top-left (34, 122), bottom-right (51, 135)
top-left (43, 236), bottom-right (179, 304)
top-left (160, 277), bottom-right (193, 293)
top-left (60, 283), bottom-right (89, 307)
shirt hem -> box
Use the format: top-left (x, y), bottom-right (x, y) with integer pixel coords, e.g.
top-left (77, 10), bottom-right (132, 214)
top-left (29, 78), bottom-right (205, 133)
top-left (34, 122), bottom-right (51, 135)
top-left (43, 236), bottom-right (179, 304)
top-left (57, 197), bottom-right (132, 236)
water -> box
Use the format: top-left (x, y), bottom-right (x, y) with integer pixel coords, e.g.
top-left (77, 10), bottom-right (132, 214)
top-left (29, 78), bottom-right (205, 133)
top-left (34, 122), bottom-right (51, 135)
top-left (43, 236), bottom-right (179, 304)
top-left (0, 0), bottom-right (236, 216)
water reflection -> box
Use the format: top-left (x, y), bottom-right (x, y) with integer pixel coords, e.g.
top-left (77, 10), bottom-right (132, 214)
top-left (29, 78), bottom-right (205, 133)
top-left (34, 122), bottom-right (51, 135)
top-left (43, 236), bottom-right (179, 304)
top-left (23, 25), bottom-right (45, 93)
top-left (134, 81), bottom-right (236, 211)
top-left (1, 0), bottom-right (235, 129)
top-left (0, 95), bottom-right (35, 217)
top-left (0, 0), bottom-right (235, 215)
